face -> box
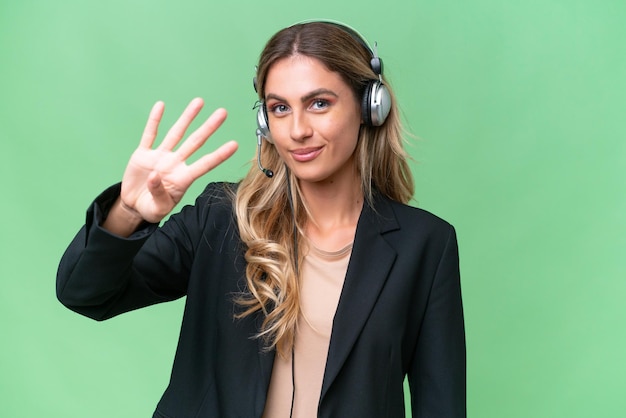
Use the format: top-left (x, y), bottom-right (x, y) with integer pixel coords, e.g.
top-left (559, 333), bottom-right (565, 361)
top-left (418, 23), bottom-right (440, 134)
top-left (263, 55), bottom-right (362, 187)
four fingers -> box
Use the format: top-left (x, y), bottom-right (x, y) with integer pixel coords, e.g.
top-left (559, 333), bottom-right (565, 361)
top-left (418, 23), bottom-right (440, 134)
top-left (140, 98), bottom-right (239, 182)
top-left (140, 100), bottom-right (230, 161)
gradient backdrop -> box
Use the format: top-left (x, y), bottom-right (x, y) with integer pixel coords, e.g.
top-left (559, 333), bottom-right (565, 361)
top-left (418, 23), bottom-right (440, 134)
top-left (1, 0), bottom-right (624, 417)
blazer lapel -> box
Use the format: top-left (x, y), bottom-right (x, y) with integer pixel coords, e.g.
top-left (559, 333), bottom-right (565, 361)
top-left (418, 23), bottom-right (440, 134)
top-left (320, 194), bottom-right (399, 400)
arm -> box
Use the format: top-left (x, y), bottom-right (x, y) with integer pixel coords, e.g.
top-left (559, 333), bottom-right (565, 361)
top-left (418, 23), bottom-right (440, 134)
top-left (409, 226), bottom-right (466, 417)
top-left (56, 182), bottom-right (226, 320)
top-left (56, 98), bottom-right (238, 319)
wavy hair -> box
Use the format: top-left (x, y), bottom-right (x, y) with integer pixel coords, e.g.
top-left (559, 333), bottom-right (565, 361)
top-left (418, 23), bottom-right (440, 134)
top-left (233, 22), bottom-right (414, 356)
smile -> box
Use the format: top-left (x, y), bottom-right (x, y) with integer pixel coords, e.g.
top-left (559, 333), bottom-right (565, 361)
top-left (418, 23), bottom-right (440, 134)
top-left (290, 147), bottom-right (323, 162)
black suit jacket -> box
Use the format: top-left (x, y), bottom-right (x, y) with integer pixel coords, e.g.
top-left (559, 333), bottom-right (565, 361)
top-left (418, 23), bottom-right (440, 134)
top-left (57, 183), bottom-right (465, 417)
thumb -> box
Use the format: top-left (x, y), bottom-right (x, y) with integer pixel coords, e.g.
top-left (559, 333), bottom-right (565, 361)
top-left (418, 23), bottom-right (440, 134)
top-left (147, 171), bottom-right (168, 199)
top-left (145, 171), bottom-right (176, 222)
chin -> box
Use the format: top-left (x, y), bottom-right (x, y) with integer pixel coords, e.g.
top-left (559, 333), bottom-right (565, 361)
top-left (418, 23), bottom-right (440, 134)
top-left (292, 172), bottom-right (329, 184)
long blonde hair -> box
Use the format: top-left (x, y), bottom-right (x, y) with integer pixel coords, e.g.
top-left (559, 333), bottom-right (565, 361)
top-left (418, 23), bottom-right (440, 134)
top-left (233, 22), bottom-right (414, 356)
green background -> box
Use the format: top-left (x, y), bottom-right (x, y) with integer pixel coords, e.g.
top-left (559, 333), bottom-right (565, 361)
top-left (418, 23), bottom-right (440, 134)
top-left (1, 0), bottom-right (624, 416)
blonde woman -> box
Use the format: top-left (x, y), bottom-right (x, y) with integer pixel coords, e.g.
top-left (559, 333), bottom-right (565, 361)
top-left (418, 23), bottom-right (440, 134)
top-left (58, 21), bottom-right (465, 418)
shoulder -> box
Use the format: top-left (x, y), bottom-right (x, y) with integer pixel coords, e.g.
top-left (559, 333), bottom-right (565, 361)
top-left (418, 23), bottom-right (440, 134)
top-left (196, 181), bottom-right (239, 204)
top-left (370, 192), bottom-right (454, 237)
top-left (370, 197), bottom-right (460, 272)
top-left (362, 193), bottom-right (458, 260)
top-left (169, 182), bottom-right (239, 231)
top-left (184, 181), bottom-right (240, 215)
top-left (392, 200), bottom-right (451, 230)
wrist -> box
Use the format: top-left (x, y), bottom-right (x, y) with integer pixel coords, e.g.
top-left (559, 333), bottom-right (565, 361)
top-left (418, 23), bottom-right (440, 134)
top-left (118, 199), bottom-right (144, 224)
top-left (102, 198), bottom-right (146, 237)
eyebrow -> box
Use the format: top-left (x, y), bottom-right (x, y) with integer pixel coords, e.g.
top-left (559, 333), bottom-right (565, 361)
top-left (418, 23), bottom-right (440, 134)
top-left (265, 88), bottom-right (339, 103)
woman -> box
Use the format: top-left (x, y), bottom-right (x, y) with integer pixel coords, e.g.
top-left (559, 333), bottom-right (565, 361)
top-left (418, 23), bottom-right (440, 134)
top-left (57, 21), bottom-right (465, 418)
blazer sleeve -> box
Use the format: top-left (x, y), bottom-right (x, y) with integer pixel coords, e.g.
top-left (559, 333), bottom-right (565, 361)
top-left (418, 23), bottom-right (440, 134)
top-left (56, 182), bottom-right (228, 321)
top-left (409, 225), bottom-right (466, 417)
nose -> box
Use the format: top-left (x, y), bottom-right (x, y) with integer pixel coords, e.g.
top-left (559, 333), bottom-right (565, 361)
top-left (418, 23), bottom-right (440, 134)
top-left (290, 111), bottom-right (313, 141)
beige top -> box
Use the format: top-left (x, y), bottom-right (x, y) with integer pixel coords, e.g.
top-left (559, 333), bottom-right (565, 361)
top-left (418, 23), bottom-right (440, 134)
top-left (262, 241), bottom-right (352, 418)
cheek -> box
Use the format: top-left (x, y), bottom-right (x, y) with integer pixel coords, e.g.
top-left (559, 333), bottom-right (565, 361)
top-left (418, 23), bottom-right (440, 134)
top-left (268, 130), bottom-right (292, 159)
top-left (265, 120), bottom-right (289, 147)
top-left (324, 113), bottom-right (361, 144)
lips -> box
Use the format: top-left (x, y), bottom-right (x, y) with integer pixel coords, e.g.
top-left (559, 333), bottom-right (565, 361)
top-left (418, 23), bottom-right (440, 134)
top-left (290, 147), bottom-right (323, 162)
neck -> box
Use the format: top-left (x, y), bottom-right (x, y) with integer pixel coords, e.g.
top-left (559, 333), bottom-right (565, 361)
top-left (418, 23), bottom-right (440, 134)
top-left (298, 171), bottom-right (364, 251)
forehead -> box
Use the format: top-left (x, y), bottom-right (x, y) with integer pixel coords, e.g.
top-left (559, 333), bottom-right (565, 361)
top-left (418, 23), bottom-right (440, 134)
top-left (264, 55), bottom-right (349, 97)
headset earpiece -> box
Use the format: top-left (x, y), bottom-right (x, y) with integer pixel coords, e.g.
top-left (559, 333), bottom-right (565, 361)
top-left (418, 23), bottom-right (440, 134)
top-left (256, 104), bottom-right (273, 143)
top-left (362, 80), bottom-right (391, 127)
top-left (362, 41), bottom-right (390, 127)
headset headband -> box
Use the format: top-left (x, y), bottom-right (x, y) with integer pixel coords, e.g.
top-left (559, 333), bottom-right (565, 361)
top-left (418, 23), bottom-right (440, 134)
top-left (288, 19), bottom-right (383, 76)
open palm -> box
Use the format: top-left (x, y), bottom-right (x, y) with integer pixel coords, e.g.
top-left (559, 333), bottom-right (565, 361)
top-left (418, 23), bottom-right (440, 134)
top-left (120, 98), bottom-right (238, 223)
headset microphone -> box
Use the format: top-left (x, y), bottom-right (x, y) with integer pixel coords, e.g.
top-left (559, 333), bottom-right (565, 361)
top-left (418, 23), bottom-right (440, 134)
top-left (256, 129), bottom-right (274, 178)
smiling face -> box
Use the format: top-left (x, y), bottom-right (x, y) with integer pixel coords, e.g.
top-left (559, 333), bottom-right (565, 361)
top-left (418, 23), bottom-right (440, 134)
top-left (263, 55), bottom-right (362, 187)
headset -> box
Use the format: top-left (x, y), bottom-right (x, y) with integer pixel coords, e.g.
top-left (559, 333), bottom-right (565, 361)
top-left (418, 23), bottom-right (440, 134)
top-left (254, 21), bottom-right (392, 178)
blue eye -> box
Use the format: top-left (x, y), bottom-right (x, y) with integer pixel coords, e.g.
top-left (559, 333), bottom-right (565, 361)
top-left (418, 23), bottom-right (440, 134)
top-left (311, 99), bottom-right (329, 110)
top-left (270, 104), bottom-right (289, 115)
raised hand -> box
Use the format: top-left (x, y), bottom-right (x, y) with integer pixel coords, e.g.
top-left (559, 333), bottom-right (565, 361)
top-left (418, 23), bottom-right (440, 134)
top-left (104, 98), bottom-right (238, 235)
